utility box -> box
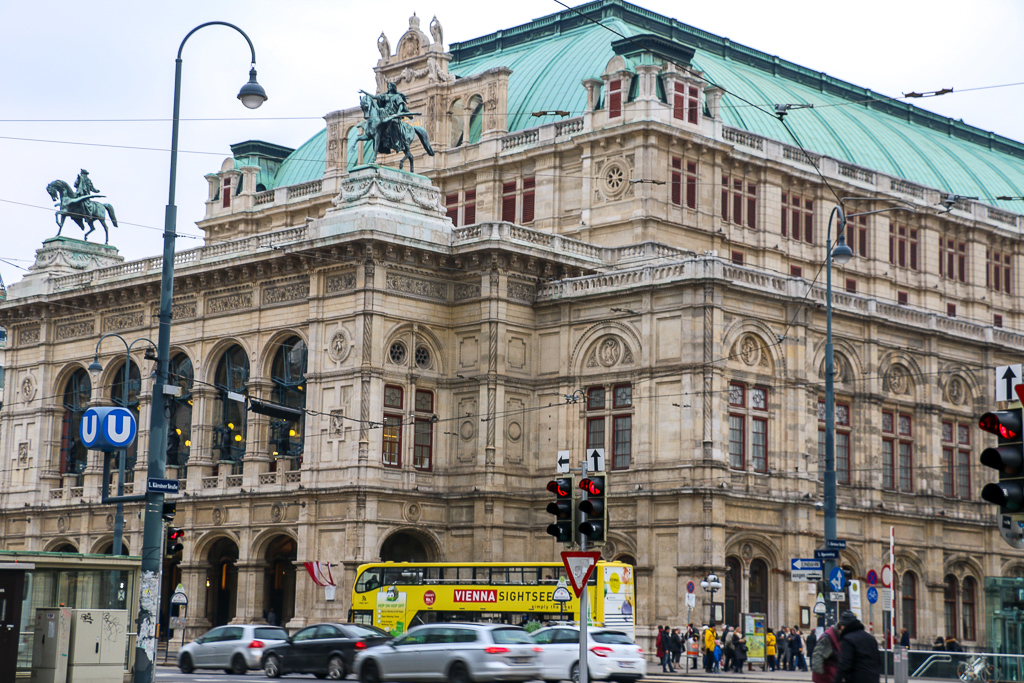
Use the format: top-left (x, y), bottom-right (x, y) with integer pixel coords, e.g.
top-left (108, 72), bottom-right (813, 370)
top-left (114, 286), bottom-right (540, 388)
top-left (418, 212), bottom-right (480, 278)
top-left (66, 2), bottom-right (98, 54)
top-left (31, 607), bottom-right (72, 683)
top-left (66, 609), bottom-right (127, 683)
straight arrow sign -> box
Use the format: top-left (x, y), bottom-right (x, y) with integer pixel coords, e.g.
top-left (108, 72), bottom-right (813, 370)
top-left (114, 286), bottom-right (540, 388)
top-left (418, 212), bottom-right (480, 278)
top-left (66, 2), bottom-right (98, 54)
top-left (996, 364), bottom-right (1022, 402)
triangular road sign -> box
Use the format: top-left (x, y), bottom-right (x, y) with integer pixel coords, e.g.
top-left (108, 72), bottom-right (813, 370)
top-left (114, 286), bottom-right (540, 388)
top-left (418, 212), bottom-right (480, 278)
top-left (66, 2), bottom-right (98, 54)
top-left (562, 550), bottom-right (601, 597)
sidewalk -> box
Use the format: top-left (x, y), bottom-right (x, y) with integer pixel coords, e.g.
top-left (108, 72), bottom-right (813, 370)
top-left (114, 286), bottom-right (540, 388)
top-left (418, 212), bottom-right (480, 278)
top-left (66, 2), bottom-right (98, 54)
top-left (646, 668), bottom-right (811, 683)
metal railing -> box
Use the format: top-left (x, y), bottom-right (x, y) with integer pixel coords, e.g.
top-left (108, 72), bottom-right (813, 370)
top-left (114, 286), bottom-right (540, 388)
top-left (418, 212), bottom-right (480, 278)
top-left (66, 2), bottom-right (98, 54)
top-left (906, 648), bottom-right (1024, 681)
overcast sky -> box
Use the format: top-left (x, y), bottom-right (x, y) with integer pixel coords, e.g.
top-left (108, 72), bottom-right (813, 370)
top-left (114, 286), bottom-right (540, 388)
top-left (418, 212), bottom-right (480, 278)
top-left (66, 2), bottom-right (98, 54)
top-left (2, 0), bottom-right (1023, 289)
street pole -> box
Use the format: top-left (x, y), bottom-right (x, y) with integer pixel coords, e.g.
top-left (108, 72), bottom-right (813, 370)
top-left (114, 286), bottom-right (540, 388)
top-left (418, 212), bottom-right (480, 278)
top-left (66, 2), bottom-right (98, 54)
top-left (133, 23), bottom-right (266, 683)
top-left (579, 460), bottom-right (589, 683)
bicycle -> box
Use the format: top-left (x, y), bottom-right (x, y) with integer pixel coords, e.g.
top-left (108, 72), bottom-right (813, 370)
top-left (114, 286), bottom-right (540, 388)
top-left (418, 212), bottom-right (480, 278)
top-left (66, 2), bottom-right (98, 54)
top-left (957, 654), bottom-right (994, 682)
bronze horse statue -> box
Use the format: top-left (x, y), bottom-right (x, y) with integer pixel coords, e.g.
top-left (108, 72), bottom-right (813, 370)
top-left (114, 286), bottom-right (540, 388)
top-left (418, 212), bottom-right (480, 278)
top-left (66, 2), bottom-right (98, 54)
top-left (47, 179), bottom-right (118, 244)
top-left (357, 88), bottom-right (434, 172)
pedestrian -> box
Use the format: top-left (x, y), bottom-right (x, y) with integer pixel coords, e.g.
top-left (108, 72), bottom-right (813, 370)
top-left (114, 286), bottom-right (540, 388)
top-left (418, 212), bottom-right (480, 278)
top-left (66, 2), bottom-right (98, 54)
top-left (686, 630), bottom-right (699, 671)
top-left (267, 607), bottom-right (279, 626)
top-left (836, 610), bottom-right (881, 683)
top-left (899, 628), bottom-right (910, 648)
top-left (811, 620), bottom-right (842, 683)
top-left (704, 622), bottom-right (717, 673)
top-left (714, 639), bottom-right (722, 673)
top-left (944, 635), bottom-right (962, 652)
top-left (765, 627), bottom-right (777, 671)
top-left (723, 626), bottom-right (735, 673)
top-left (733, 635), bottom-right (748, 673)
top-left (932, 636), bottom-right (945, 651)
top-left (656, 626), bottom-right (666, 671)
top-left (806, 627), bottom-right (818, 660)
top-left (790, 626), bottom-right (807, 671)
top-left (778, 626), bottom-right (791, 671)
top-left (669, 628), bottom-right (681, 672)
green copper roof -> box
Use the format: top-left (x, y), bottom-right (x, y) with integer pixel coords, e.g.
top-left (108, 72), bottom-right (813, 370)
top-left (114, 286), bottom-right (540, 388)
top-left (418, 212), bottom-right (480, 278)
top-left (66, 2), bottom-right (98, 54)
top-left (259, 0), bottom-right (1024, 208)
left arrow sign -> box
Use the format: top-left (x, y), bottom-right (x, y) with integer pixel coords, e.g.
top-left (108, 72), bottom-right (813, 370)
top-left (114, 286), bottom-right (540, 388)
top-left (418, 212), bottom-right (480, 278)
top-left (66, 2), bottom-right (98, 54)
top-left (556, 450), bottom-right (571, 474)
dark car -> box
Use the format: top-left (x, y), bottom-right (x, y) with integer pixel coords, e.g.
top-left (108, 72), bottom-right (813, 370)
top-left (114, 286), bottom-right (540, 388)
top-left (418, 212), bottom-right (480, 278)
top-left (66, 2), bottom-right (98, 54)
top-left (263, 622), bottom-right (391, 679)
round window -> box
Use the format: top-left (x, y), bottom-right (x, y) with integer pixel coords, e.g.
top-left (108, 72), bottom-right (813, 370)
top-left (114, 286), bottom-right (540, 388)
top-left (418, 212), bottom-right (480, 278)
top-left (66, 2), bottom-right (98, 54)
top-left (414, 346), bottom-right (431, 369)
top-left (388, 342), bottom-right (407, 365)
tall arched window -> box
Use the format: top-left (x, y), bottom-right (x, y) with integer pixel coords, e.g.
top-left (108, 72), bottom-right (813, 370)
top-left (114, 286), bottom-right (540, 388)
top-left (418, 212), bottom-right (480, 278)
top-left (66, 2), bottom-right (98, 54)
top-left (944, 575), bottom-right (958, 639)
top-left (270, 337), bottom-right (306, 470)
top-left (109, 360), bottom-right (140, 483)
top-left (901, 571), bottom-right (917, 638)
top-left (724, 556), bottom-right (741, 627)
top-left (60, 369), bottom-right (91, 484)
top-left (167, 354), bottom-right (194, 476)
top-left (214, 345), bottom-right (249, 475)
top-left (961, 576), bottom-right (977, 641)
top-left (468, 95), bottom-right (484, 144)
top-left (748, 558), bottom-right (768, 615)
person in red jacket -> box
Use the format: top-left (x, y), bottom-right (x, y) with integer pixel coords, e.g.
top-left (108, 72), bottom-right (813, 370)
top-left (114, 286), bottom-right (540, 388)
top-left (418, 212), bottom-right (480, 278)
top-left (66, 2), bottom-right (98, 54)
top-left (811, 624), bottom-right (842, 683)
top-left (656, 626), bottom-right (666, 671)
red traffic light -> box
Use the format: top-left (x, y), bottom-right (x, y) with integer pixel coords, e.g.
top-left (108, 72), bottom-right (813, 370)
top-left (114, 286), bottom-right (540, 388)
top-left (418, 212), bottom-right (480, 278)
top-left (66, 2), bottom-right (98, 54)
top-left (980, 411), bottom-right (1022, 441)
top-left (579, 477), bottom-right (605, 496)
top-left (169, 528), bottom-right (184, 540)
top-left (547, 478), bottom-right (572, 498)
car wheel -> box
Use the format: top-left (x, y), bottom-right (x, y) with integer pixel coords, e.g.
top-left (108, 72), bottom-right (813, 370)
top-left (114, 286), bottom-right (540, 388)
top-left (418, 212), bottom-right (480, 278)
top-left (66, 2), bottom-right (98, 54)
top-left (264, 654), bottom-right (282, 678)
top-left (232, 654), bottom-right (249, 675)
top-left (327, 655), bottom-right (346, 680)
top-left (449, 661), bottom-right (471, 683)
top-left (360, 661), bottom-right (381, 683)
top-left (179, 653), bottom-right (195, 674)
top-left (571, 662), bottom-right (580, 683)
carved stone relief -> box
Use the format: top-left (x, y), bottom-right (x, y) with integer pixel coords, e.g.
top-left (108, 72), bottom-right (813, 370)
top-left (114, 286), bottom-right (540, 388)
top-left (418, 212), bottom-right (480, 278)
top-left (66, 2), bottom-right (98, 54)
top-left (20, 374), bottom-right (36, 402)
top-left (327, 328), bottom-right (353, 363)
top-left (386, 273), bottom-right (447, 300)
top-left (172, 298), bottom-right (197, 320)
top-left (885, 364), bottom-right (909, 395)
top-left (18, 443), bottom-right (29, 465)
top-left (329, 410), bottom-right (346, 438)
top-left (102, 310), bottom-right (145, 333)
top-left (262, 279), bottom-right (310, 305)
top-left (945, 376), bottom-right (966, 405)
top-left (19, 326), bottom-right (40, 345)
top-left (208, 291), bottom-right (253, 314)
top-left (325, 272), bottom-right (357, 295)
top-left (56, 319), bottom-right (94, 340)
top-left (585, 336), bottom-right (634, 368)
top-left (507, 281), bottom-right (535, 303)
top-left (454, 282), bottom-right (480, 300)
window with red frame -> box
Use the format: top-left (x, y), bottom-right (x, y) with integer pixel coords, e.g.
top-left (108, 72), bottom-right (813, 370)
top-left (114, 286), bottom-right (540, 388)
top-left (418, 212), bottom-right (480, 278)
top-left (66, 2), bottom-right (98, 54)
top-left (845, 279), bottom-right (857, 294)
top-left (413, 389), bottom-right (434, 470)
top-left (882, 410), bottom-right (913, 492)
top-left (670, 158), bottom-right (698, 210)
top-left (942, 421), bottom-right (971, 499)
top-left (847, 212), bottom-right (868, 258)
top-left (672, 85), bottom-right (699, 124)
top-left (722, 175), bottom-right (757, 229)
top-left (502, 181), bottom-right (517, 222)
top-left (818, 399), bottom-right (851, 484)
top-left (445, 189), bottom-right (477, 226)
top-left (995, 314), bottom-right (1004, 328)
top-left (791, 266), bottom-right (803, 277)
top-left (781, 191), bottom-right (813, 243)
top-left (382, 385), bottom-right (403, 467)
top-left (944, 576), bottom-right (958, 641)
top-left (901, 572), bottom-right (918, 639)
top-left (889, 222), bottom-right (918, 270)
top-left (687, 85), bottom-right (699, 124)
top-left (608, 79), bottom-right (622, 118)
top-left (987, 248), bottom-right (1012, 294)
top-left (222, 177), bottom-right (232, 208)
top-left (939, 236), bottom-right (967, 282)
top-left (731, 383), bottom-right (769, 472)
top-left (897, 291), bottom-right (908, 306)
top-left (586, 384), bottom-right (633, 469)
top-left (521, 177), bottom-right (535, 223)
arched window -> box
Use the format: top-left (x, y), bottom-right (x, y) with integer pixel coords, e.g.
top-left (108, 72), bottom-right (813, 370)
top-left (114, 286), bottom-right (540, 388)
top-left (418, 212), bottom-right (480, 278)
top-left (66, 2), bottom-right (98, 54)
top-left (724, 556), bottom-right (741, 627)
top-left (901, 571), bottom-right (917, 638)
top-left (961, 576), bottom-right (977, 641)
top-left (214, 345), bottom-right (249, 475)
top-left (109, 360), bottom-right (141, 483)
top-left (270, 337), bottom-right (307, 470)
top-left (749, 558), bottom-right (768, 615)
top-left (448, 98), bottom-right (465, 147)
top-left (944, 575), bottom-right (958, 640)
top-left (468, 95), bottom-right (484, 144)
top-left (60, 369), bottom-right (91, 483)
top-left (167, 354), bottom-right (194, 475)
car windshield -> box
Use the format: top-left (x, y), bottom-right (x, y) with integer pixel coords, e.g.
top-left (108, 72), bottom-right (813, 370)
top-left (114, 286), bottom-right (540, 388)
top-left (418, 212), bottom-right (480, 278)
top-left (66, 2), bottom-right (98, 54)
top-left (345, 624), bottom-right (390, 638)
top-left (254, 627), bottom-right (289, 640)
top-left (592, 631), bottom-right (634, 645)
top-left (491, 628), bottom-right (533, 644)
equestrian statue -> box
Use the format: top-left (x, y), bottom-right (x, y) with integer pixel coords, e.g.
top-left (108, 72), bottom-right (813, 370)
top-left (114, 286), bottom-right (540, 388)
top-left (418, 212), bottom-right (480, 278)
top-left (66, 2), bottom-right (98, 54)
top-left (355, 82), bottom-right (434, 173)
top-left (46, 169), bottom-right (118, 244)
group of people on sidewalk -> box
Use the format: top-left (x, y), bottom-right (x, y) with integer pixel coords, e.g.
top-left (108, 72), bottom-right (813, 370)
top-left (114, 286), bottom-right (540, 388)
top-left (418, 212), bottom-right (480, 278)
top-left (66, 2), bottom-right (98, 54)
top-left (653, 610), bottom-right (881, 682)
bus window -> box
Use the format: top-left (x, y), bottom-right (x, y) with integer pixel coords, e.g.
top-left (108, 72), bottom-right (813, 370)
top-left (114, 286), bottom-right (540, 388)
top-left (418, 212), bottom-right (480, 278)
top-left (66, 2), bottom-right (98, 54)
top-left (424, 566), bottom-right (442, 582)
top-left (490, 567), bottom-right (508, 584)
top-left (455, 567), bottom-right (474, 583)
top-left (355, 568), bottom-right (382, 592)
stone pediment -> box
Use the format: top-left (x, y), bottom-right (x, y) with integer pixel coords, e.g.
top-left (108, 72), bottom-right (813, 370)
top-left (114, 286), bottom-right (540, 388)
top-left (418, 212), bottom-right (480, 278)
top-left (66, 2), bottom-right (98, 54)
top-left (374, 13), bottom-right (454, 93)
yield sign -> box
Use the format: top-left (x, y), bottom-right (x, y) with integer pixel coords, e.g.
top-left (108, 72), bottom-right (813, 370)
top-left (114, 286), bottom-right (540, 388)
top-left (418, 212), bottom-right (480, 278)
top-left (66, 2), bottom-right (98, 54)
top-left (562, 551), bottom-right (601, 597)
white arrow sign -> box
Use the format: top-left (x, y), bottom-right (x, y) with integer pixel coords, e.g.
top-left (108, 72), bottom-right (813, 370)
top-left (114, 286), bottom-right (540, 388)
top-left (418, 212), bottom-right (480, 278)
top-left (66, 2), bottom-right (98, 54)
top-left (996, 364), bottom-right (1022, 402)
top-left (586, 448), bottom-right (605, 472)
top-left (556, 450), bottom-right (571, 474)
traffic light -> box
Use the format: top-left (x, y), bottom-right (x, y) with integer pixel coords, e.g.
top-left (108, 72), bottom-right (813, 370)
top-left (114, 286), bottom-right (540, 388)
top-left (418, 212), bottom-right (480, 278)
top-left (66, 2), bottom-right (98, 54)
top-left (546, 477), bottom-right (575, 543)
top-left (166, 527), bottom-right (184, 555)
top-left (578, 474), bottom-right (607, 546)
top-left (162, 501), bottom-right (177, 520)
top-left (980, 408), bottom-right (1024, 514)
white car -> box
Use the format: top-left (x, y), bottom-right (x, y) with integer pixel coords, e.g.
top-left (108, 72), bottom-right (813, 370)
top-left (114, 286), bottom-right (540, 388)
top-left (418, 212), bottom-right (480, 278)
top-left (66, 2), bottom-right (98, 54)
top-left (531, 626), bottom-right (645, 683)
top-left (178, 624), bottom-right (289, 674)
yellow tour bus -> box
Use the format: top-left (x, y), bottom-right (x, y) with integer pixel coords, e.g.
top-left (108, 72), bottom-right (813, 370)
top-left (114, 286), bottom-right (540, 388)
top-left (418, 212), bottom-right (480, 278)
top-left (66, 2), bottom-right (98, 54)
top-left (350, 561), bottom-right (635, 640)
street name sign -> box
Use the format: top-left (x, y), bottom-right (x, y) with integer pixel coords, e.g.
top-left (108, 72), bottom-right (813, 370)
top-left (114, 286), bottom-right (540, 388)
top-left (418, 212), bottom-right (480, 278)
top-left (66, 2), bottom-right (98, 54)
top-left (561, 551), bottom-right (601, 598)
top-left (81, 406), bottom-right (137, 451)
top-left (556, 450), bottom-right (571, 474)
top-left (825, 539), bottom-right (847, 550)
top-left (147, 478), bottom-right (180, 494)
top-left (996, 364), bottom-right (1023, 402)
top-left (815, 549), bottom-right (839, 560)
top-left (586, 448), bottom-right (606, 472)
top-left (792, 559), bottom-right (823, 582)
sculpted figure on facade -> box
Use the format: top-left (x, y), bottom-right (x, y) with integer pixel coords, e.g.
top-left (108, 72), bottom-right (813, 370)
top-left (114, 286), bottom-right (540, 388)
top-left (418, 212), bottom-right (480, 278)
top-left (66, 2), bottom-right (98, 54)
top-left (46, 169), bottom-right (119, 244)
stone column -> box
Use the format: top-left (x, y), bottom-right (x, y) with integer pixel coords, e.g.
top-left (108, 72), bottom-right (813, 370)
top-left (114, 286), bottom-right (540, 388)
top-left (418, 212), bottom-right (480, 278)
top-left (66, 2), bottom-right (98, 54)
top-left (179, 561), bottom-right (212, 641)
top-left (232, 561), bottom-right (265, 624)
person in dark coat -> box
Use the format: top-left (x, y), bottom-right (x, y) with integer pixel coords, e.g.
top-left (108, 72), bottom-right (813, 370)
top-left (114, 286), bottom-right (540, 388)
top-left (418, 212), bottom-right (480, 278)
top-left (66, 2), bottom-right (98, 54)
top-left (732, 635), bottom-right (748, 673)
top-left (669, 628), bottom-right (682, 671)
top-left (806, 628), bottom-right (818, 660)
top-left (836, 611), bottom-right (881, 683)
top-left (790, 627), bottom-right (807, 671)
top-left (899, 628), bottom-right (910, 648)
top-left (933, 636), bottom-right (945, 651)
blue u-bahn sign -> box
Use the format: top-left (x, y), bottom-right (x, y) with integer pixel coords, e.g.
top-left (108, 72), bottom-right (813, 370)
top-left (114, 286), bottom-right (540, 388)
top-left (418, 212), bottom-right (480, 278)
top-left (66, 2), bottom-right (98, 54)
top-left (81, 406), bottom-right (138, 451)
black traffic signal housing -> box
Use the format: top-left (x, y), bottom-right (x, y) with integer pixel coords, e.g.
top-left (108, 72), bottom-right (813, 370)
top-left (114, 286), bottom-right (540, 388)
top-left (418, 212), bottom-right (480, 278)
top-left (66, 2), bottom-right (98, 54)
top-left (546, 477), bottom-right (576, 544)
top-left (166, 527), bottom-right (185, 556)
top-left (578, 474), bottom-right (608, 546)
top-left (980, 408), bottom-right (1024, 514)
top-left (162, 501), bottom-right (177, 521)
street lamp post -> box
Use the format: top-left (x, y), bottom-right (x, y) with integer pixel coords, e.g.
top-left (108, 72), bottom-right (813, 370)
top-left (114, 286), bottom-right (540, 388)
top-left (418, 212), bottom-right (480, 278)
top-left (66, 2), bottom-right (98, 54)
top-left (700, 572), bottom-right (722, 625)
top-left (133, 22), bottom-right (266, 683)
top-left (823, 206), bottom-right (853, 627)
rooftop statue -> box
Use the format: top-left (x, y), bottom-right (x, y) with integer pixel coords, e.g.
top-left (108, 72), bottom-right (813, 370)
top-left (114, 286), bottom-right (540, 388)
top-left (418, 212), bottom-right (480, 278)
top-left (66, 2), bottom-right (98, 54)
top-left (46, 169), bottom-right (118, 244)
top-left (355, 83), bottom-right (435, 173)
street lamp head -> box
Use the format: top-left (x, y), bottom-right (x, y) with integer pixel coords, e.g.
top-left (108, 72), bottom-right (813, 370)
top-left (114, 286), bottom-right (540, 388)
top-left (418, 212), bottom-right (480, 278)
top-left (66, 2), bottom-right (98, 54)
top-left (88, 356), bottom-right (103, 382)
top-left (832, 234), bottom-right (854, 266)
top-left (237, 67), bottom-right (267, 109)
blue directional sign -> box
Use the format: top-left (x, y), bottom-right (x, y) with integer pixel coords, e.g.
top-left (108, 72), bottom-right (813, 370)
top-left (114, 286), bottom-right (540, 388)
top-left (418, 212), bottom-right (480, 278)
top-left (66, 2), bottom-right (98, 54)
top-left (81, 406), bottom-right (137, 451)
top-left (147, 478), bottom-right (180, 495)
top-left (815, 549), bottom-right (840, 560)
top-left (825, 539), bottom-right (847, 550)
top-left (829, 566), bottom-right (846, 592)
top-left (866, 586), bottom-right (879, 604)
top-left (791, 558), bottom-right (823, 571)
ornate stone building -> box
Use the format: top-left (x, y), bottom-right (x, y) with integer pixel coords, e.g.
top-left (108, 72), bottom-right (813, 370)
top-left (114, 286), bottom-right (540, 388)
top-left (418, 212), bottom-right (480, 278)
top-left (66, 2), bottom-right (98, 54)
top-left (3, 0), bottom-right (1024, 650)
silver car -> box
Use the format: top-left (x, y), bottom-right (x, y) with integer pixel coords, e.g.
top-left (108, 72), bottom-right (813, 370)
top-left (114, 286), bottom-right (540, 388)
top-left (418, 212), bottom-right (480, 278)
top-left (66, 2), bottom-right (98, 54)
top-left (178, 624), bottom-right (290, 674)
top-left (355, 623), bottom-right (541, 683)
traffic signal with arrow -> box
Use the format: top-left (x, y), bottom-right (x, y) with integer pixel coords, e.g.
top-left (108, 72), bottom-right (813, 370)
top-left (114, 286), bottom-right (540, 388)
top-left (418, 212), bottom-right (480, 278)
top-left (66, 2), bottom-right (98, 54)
top-left (166, 527), bottom-right (185, 557)
top-left (578, 473), bottom-right (608, 546)
top-left (546, 477), bottom-right (576, 544)
top-left (979, 407), bottom-right (1024, 515)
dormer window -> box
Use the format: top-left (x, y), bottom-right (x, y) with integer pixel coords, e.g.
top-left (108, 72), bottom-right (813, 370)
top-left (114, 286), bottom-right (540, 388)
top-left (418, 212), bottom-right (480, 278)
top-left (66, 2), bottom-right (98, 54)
top-left (608, 79), bottom-right (622, 118)
top-left (673, 84), bottom-right (700, 124)
top-left (222, 177), bottom-right (231, 208)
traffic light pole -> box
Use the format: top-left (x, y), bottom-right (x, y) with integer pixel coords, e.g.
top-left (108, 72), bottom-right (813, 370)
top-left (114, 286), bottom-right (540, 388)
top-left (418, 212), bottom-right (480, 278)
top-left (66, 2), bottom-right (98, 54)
top-left (579, 460), bottom-right (589, 683)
